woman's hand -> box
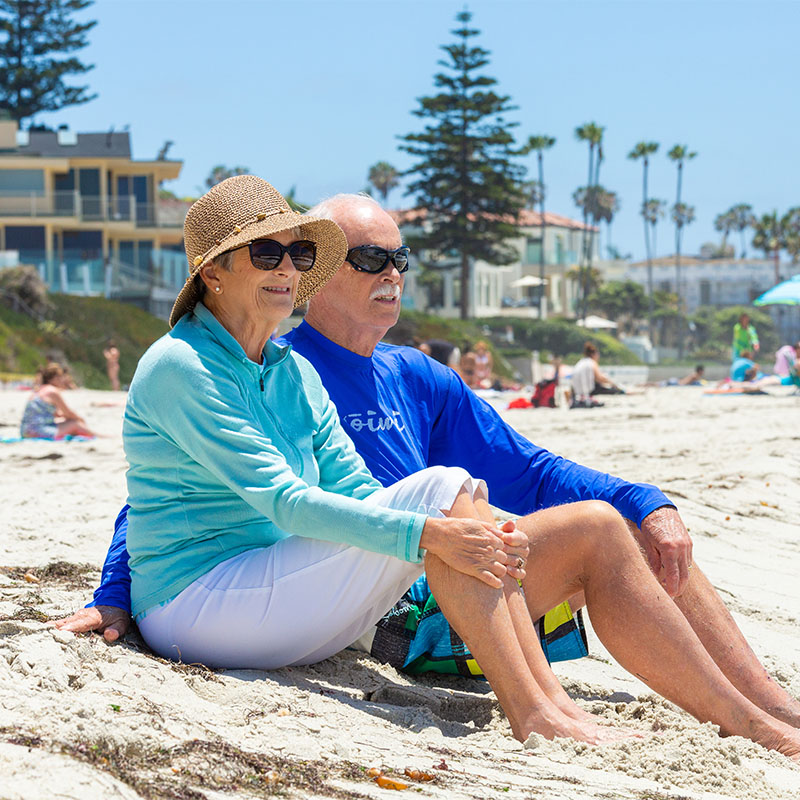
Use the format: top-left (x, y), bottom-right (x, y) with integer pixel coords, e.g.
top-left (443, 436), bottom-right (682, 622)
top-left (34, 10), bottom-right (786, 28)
top-left (419, 517), bottom-right (528, 588)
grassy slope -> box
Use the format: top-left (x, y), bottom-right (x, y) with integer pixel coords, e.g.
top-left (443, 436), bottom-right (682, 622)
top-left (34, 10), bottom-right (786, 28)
top-left (0, 296), bottom-right (640, 389)
top-left (0, 295), bottom-right (167, 388)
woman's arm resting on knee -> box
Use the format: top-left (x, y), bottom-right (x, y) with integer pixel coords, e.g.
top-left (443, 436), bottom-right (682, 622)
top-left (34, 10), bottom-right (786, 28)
top-left (419, 518), bottom-right (528, 588)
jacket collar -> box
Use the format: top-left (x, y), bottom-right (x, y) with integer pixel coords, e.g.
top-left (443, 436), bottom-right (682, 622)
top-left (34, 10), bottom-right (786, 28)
top-left (191, 302), bottom-right (292, 372)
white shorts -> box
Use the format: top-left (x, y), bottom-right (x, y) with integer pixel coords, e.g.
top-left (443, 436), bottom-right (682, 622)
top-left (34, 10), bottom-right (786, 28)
top-left (138, 466), bottom-right (486, 670)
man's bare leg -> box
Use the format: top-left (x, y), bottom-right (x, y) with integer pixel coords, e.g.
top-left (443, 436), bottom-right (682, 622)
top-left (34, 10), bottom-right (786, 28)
top-left (670, 563), bottom-right (800, 728)
top-left (618, 520), bottom-right (800, 727)
top-left (515, 501), bottom-right (800, 759)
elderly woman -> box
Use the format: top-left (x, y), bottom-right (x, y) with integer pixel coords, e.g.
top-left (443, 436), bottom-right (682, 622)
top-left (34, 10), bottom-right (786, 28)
top-left (123, 176), bottom-right (597, 745)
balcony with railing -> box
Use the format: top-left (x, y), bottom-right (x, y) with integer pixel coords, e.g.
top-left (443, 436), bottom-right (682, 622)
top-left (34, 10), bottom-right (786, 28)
top-left (0, 191), bottom-right (182, 228)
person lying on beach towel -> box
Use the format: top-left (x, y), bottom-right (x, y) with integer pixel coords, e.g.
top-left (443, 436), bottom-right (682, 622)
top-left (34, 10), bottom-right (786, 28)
top-left (20, 363), bottom-right (95, 439)
top-left (58, 188), bottom-right (800, 756)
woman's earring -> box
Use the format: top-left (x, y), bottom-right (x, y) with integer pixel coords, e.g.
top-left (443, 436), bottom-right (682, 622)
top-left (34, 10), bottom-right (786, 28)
top-left (214, 286), bottom-right (221, 293)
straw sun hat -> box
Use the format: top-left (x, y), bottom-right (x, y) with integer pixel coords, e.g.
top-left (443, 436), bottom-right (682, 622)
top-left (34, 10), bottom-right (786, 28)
top-left (169, 175), bottom-right (347, 328)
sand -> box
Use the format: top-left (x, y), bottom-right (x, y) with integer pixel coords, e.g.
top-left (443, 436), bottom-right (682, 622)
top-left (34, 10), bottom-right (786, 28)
top-left (1, 385), bottom-right (799, 799)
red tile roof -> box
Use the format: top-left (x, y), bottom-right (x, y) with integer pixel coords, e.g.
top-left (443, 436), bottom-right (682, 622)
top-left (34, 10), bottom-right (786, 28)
top-left (389, 207), bottom-right (596, 231)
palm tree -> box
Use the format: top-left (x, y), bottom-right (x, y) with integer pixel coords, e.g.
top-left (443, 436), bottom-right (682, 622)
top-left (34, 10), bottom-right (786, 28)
top-left (667, 144), bottom-right (697, 357)
top-left (575, 122), bottom-right (604, 319)
top-left (206, 164), bottom-right (249, 188)
top-left (628, 142), bottom-right (659, 336)
top-left (714, 209), bottom-right (736, 256)
top-left (367, 161), bottom-right (400, 203)
top-left (525, 135), bottom-right (556, 317)
top-left (752, 211), bottom-right (785, 281)
top-left (729, 203), bottom-right (755, 258)
top-left (782, 207), bottom-right (800, 265)
top-left (643, 199), bottom-right (667, 258)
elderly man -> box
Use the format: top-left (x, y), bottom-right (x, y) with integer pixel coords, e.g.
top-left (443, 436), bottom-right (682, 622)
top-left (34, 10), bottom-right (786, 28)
top-left (57, 194), bottom-right (800, 731)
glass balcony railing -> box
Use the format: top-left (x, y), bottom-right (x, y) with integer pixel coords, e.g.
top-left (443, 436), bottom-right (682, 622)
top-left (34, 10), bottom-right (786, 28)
top-left (0, 191), bottom-right (182, 227)
top-left (3, 249), bottom-right (188, 298)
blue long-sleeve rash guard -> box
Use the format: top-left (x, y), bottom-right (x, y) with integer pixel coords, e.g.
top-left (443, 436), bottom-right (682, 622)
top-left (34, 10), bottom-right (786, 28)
top-left (90, 320), bottom-right (671, 613)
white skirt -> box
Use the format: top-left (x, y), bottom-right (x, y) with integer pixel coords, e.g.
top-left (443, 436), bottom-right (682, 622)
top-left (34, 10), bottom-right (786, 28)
top-left (138, 466), bottom-right (486, 670)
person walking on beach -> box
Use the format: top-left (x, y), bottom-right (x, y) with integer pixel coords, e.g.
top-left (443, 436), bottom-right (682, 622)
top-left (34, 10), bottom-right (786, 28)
top-left (732, 312), bottom-right (759, 360)
top-left (58, 193), bottom-right (800, 756)
top-left (103, 340), bottom-right (121, 391)
top-left (20, 363), bottom-right (95, 439)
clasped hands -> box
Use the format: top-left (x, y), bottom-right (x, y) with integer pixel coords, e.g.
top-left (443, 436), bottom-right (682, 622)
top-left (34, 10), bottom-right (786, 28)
top-left (419, 517), bottom-right (528, 589)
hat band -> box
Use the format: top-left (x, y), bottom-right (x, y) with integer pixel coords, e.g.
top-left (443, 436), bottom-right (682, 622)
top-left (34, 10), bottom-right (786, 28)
top-left (190, 207), bottom-right (294, 268)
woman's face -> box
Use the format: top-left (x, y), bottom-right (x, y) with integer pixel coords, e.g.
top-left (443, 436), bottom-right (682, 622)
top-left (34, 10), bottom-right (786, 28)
top-left (217, 229), bottom-right (303, 328)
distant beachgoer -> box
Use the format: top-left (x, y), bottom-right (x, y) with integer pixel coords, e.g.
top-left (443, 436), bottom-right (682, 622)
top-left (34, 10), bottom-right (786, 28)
top-left (473, 340), bottom-right (493, 388)
top-left (570, 342), bottom-right (623, 408)
top-left (730, 351), bottom-right (760, 382)
top-left (20, 363), bottom-right (95, 439)
top-left (679, 365), bottom-right (705, 386)
top-left (773, 343), bottom-right (800, 377)
top-left (425, 339), bottom-right (461, 370)
top-left (103, 340), bottom-right (121, 391)
top-left (732, 313), bottom-right (759, 359)
top-left (459, 346), bottom-right (478, 388)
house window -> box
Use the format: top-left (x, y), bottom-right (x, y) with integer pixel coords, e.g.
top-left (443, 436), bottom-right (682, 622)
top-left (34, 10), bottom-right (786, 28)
top-left (525, 237), bottom-right (542, 264)
top-left (699, 280), bottom-right (711, 306)
top-left (0, 169), bottom-right (45, 195)
top-left (4, 225), bottom-right (45, 263)
top-left (117, 240), bottom-right (154, 277)
top-left (79, 168), bottom-right (101, 219)
top-left (54, 169), bottom-right (76, 214)
top-left (555, 234), bottom-right (564, 265)
top-left (62, 230), bottom-right (102, 263)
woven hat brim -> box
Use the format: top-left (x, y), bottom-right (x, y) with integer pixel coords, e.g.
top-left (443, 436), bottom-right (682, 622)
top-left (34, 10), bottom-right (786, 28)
top-left (169, 212), bottom-right (347, 328)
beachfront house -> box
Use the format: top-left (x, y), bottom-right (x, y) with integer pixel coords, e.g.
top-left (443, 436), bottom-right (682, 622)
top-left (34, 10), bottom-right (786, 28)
top-left (625, 255), bottom-right (800, 344)
top-left (393, 208), bottom-right (599, 318)
top-left (0, 117), bottom-right (187, 320)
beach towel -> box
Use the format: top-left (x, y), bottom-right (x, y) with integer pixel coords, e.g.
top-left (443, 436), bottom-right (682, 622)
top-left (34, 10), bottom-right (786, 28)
top-left (0, 435), bottom-right (95, 443)
top-left (370, 575), bottom-right (587, 677)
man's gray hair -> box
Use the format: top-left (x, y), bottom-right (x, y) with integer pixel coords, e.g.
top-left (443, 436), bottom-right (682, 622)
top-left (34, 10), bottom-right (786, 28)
top-left (305, 192), bottom-right (383, 221)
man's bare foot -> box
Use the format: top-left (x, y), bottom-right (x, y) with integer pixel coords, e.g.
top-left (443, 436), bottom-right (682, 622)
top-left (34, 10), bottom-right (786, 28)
top-left (752, 720), bottom-right (800, 761)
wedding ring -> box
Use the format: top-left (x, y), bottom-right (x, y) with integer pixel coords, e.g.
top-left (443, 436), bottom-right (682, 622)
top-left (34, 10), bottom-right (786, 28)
top-left (516, 557), bottom-right (525, 569)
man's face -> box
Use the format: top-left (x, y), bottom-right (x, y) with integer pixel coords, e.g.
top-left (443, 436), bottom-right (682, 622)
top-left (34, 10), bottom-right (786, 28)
top-left (313, 204), bottom-right (405, 336)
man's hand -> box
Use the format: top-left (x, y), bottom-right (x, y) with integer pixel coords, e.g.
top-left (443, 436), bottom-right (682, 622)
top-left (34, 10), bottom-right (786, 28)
top-left (52, 605), bottom-right (131, 642)
top-left (637, 507), bottom-right (693, 597)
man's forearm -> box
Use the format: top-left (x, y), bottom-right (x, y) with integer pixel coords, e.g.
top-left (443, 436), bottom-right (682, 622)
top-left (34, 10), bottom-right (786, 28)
top-left (87, 505), bottom-right (132, 614)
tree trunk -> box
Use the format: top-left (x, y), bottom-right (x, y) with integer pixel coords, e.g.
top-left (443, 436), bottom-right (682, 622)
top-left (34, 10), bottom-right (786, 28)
top-left (460, 250), bottom-right (470, 320)
top-left (644, 159), bottom-right (654, 342)
top-left (537, 150), bottom-right (546, 319)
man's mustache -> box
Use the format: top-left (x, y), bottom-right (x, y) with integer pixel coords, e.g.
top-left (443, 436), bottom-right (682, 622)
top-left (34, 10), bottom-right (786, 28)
top-left (370, 286), bottom-right (401, 300)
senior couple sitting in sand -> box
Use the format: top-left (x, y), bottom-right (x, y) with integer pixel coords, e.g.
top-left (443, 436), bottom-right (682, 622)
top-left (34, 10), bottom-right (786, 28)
top-left (57, 176), bottom-right (800, 758)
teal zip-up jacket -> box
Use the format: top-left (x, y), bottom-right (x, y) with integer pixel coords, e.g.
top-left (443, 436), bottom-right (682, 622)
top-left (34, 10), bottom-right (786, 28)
top-left (124, 303), bottom-right (427, 618)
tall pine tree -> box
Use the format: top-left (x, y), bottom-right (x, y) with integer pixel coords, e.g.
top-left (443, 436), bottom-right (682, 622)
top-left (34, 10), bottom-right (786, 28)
top-left (400, 10), bottom-right (526, 319)
top-left (0, 0), bottom-right (97, 124)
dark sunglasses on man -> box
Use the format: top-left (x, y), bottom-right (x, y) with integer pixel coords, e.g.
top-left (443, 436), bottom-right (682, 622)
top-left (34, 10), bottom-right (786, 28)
top-left (346, 245), bottom-right (410, 274)
top-left (243, 239), bottom-right (317, 272)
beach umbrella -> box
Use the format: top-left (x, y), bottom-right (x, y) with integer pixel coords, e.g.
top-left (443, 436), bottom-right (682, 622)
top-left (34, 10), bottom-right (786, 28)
top-left (510, 275), bottom-right (548, 288)
top-left (576, 314), bottom-right (618, 329)
top-left (753, 274), bottom-right (800, 306)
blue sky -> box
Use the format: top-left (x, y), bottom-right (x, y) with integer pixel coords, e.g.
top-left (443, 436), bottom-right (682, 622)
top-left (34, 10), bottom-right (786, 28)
top-left (45, 0), bottom-right (800, 261)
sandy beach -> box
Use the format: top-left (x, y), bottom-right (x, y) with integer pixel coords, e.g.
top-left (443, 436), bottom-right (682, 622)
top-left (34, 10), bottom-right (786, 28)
top-left (1, 384), bottom-right (798, 800)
